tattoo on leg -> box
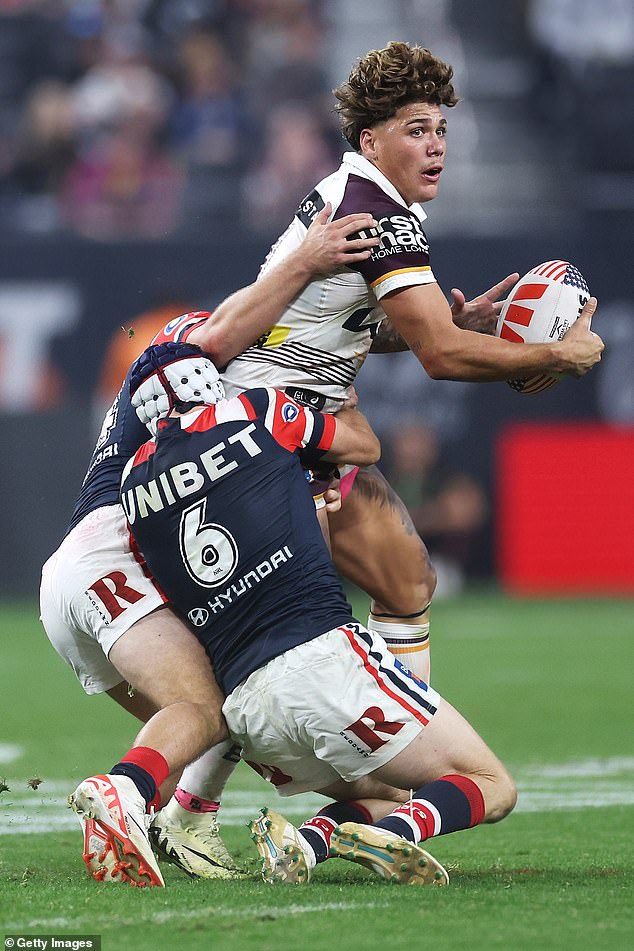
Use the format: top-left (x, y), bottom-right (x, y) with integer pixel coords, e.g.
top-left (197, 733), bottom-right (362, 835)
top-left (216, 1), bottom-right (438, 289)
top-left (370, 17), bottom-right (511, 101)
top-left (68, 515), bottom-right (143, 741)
top-left (353, 467), bottom-right (420, 537)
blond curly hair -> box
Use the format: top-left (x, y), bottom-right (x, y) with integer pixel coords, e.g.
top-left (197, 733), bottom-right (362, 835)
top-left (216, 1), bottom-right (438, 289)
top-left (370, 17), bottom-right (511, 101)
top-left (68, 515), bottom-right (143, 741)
top-left (334, 41), bottom-right (459, 150)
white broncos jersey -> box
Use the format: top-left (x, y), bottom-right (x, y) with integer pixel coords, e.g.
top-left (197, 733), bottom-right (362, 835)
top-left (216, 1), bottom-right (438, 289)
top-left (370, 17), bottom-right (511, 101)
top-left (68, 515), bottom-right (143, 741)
top-left (222, 152), bottom-right (437, 412)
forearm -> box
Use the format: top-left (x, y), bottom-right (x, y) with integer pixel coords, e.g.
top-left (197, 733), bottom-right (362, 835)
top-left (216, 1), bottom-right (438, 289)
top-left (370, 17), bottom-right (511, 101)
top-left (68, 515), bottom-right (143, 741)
top-left (188, 250), bottom-right (314, 367)
top-left (408, 326), bottom-right (563, 381)
top-left (370, 309), bottom-right (495, 357)
top-left (384, 285), bottom-right (575, 382)
top-left (189, 207), bottom-right (380, 366)
top-left (325, 407), bottom-right (381, 467)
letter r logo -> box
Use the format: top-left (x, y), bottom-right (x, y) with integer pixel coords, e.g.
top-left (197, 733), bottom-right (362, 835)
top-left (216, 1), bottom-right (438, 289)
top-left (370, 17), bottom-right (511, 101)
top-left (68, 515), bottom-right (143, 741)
top-left (245, 760), bottom-right (293, 787)
top-left (344, 706), bottom-right (405, 752)
top-left (88, 571), bottom-right (144, 621)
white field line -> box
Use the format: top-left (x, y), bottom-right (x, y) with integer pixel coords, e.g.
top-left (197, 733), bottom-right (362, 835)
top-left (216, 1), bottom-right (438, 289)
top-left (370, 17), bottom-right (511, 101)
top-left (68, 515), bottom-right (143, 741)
top-left (525, 756), bottom-right (634, 777)
top-left (2, 757), bottom-right (634, 836)
top-left (6, 901), bottom-right (389, 932)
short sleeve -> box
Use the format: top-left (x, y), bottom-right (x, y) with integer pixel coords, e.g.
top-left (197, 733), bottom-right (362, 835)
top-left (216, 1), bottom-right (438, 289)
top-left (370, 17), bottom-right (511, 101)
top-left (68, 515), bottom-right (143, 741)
top-left (333, 175), bottom-right (436, 299)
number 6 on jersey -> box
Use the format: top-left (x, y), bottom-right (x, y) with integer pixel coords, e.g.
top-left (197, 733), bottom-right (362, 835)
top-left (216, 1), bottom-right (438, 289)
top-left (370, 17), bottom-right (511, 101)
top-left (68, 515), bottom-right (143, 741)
top-left (179, 499), bottom-right (239, 586)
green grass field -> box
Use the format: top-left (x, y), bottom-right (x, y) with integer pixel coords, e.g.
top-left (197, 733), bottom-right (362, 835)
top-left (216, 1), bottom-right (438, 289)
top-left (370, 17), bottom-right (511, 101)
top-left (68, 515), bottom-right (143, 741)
top-left (1, 592), bottom-right (633, 951)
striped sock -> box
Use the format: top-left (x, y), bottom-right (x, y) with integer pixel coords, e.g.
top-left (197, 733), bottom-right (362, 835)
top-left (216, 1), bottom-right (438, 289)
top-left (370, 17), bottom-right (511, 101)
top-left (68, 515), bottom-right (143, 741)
top-left (111, 746), bottom-right (170, 812)
top-left (372, 775), bottom-right (485, 843)
top-left (300, 801), bottom-right (373, 864)
top-left (367, 614), bottom-right (431, 684)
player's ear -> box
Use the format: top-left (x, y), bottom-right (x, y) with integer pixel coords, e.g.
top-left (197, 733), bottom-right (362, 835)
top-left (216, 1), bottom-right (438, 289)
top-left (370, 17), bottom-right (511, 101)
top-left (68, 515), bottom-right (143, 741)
top-left (359, 128), bottom-right (376, 159)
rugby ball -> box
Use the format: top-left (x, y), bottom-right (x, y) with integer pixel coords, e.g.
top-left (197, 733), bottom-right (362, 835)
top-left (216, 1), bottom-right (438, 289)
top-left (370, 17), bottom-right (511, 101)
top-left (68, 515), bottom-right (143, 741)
top-left (496, 260), bottom-right (590, 394)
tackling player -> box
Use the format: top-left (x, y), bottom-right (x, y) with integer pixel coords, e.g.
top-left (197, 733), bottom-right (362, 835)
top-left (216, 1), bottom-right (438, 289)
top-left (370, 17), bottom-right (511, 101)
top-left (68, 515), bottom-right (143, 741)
top-left (119, 342), bottom-right (517, 888)
top-left (182, 41), bottom-right (603, 690)
top-left (39, 207), bottom-right (379, 885)
top-left (68, 339), bottom-right (379, 888)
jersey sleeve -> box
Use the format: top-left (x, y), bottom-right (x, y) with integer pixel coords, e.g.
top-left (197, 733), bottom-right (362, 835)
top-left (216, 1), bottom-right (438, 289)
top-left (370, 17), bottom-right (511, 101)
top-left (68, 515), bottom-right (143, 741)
top-left (150, 311), bottom-right (211, 345)
top-left (333, 177), bottom-right (436, 299)
top-left (245, 387), bottom-right (335, 458)
top-left (120, 439), bottom-right (156, 497)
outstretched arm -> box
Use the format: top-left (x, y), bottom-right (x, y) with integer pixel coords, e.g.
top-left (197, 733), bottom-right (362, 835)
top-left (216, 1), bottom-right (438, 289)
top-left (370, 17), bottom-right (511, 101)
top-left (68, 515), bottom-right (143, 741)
top-left (188, 204), bottom-right (378, 367)
top-left (381, 281), bottom-right (603, 381)
top-left (370, 273), bottom-right (520, 353)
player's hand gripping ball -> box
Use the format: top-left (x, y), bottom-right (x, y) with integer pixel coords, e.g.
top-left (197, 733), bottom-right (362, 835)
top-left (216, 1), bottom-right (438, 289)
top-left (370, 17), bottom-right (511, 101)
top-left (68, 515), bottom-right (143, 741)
top-left (495, 260), bottom-right (590, 394)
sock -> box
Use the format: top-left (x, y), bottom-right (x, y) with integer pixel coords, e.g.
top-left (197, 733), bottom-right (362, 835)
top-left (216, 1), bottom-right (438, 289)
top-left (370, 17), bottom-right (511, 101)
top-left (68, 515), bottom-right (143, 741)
top-left (111, 746), bottom-right (170, 812)
top-left (177, 740), bottom-right (240, 806)
top-left (299, 801), bottom-right (373, 864)
top-left (368, 610), bottom-right (431, 683)
top-left (373, 775), bottom-right (485, 844)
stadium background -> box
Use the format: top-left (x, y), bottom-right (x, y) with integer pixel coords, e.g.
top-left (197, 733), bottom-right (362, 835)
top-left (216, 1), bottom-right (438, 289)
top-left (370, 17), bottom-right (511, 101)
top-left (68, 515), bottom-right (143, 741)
top-left (1, 0), bottom-right (633, 598)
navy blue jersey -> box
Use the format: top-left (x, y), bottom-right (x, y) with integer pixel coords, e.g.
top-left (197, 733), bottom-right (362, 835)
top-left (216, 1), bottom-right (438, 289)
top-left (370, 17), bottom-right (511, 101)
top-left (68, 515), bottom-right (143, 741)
top-left (67, 368), bottom-right (148, 534)
top-left (120, 388), bottom-right (354, 694)
top-left (67, 312), bottom-right (212, 534)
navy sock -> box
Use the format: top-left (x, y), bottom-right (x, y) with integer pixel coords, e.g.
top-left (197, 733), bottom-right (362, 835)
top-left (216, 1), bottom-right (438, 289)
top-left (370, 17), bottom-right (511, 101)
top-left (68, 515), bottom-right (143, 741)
top-left (374, 776), bottom-right (485, 843)
top-left (300, 801), bottom-right (372, 864)
top-left (110, 762), bottom-right (157, 809)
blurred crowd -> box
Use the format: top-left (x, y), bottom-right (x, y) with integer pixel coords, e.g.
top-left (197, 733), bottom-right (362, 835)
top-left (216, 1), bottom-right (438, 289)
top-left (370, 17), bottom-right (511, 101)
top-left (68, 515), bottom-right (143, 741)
top-left (3, 2), bottom-right (630, 597)
top-left (0, 0), bottom-right (339, 238)
top-left (1, 0), bottom-right (632, 241)
top-left (526, 0), bottom-right (634, 175)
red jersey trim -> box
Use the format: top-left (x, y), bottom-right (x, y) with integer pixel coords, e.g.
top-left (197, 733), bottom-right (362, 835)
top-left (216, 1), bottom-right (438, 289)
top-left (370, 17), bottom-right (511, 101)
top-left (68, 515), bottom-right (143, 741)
top-left (133, 440), bottom-right (157, 467)
top-left (237, 393), bottom-right (258, 420)
top-left (182, 406), bottom-right (217, 433)
top-left (269, 390), bottom-right (309, 453)
top-left (150, 311), bottom-right (211, 346)
top-left (317, 412), bottom-right (336, 452)
top-left (127, 525), bottom-right (168, 602)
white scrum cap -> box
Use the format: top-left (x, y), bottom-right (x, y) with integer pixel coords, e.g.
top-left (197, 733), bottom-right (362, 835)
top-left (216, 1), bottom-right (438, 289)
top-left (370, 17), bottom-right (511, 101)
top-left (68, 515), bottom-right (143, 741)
top-left (129, 341), bottom-right (225, 434)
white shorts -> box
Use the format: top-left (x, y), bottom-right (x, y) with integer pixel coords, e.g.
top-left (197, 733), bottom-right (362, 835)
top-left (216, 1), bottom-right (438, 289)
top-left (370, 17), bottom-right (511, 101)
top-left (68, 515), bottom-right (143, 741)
top-left (223, 622), bottom-right (442, 796)
top-left (39, 505), bottom-right (167, 694)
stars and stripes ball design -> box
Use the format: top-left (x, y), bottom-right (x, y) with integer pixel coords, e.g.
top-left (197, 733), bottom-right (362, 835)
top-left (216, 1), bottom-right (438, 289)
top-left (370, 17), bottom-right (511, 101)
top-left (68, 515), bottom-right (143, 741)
top-left (495, 260), bottom-right (590, 394)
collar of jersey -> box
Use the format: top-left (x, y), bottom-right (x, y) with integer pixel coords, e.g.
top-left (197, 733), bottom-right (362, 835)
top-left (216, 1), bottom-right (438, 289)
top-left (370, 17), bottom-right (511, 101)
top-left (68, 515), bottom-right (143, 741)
top-left (341, 152), bottom-right (427, 224)
top-left (178, 406), bottom-right (208, 428)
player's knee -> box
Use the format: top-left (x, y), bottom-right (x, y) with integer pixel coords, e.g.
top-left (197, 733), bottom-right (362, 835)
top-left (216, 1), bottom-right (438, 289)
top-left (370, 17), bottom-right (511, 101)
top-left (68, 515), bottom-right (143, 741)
top-left (376, 549), bottom-right (436, 613)
top-left (483, 766), bottom-right (517, 823)
top-left (420, 554), bottom-right (437, 602)
top-left (403, 536), bottom-right (437, 602)
top-left (184, 698), bottom-right (228, 748)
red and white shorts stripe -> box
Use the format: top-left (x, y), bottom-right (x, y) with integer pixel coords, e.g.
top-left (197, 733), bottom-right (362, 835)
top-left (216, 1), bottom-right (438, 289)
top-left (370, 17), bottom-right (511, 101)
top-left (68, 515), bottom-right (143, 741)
top-left (223, 622), bottom-right (442, 797)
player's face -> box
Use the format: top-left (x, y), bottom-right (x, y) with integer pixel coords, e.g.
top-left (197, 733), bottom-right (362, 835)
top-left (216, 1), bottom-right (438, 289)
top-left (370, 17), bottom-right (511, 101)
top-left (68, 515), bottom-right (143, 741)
top-left (360, 102), bottom-right (447, 206)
